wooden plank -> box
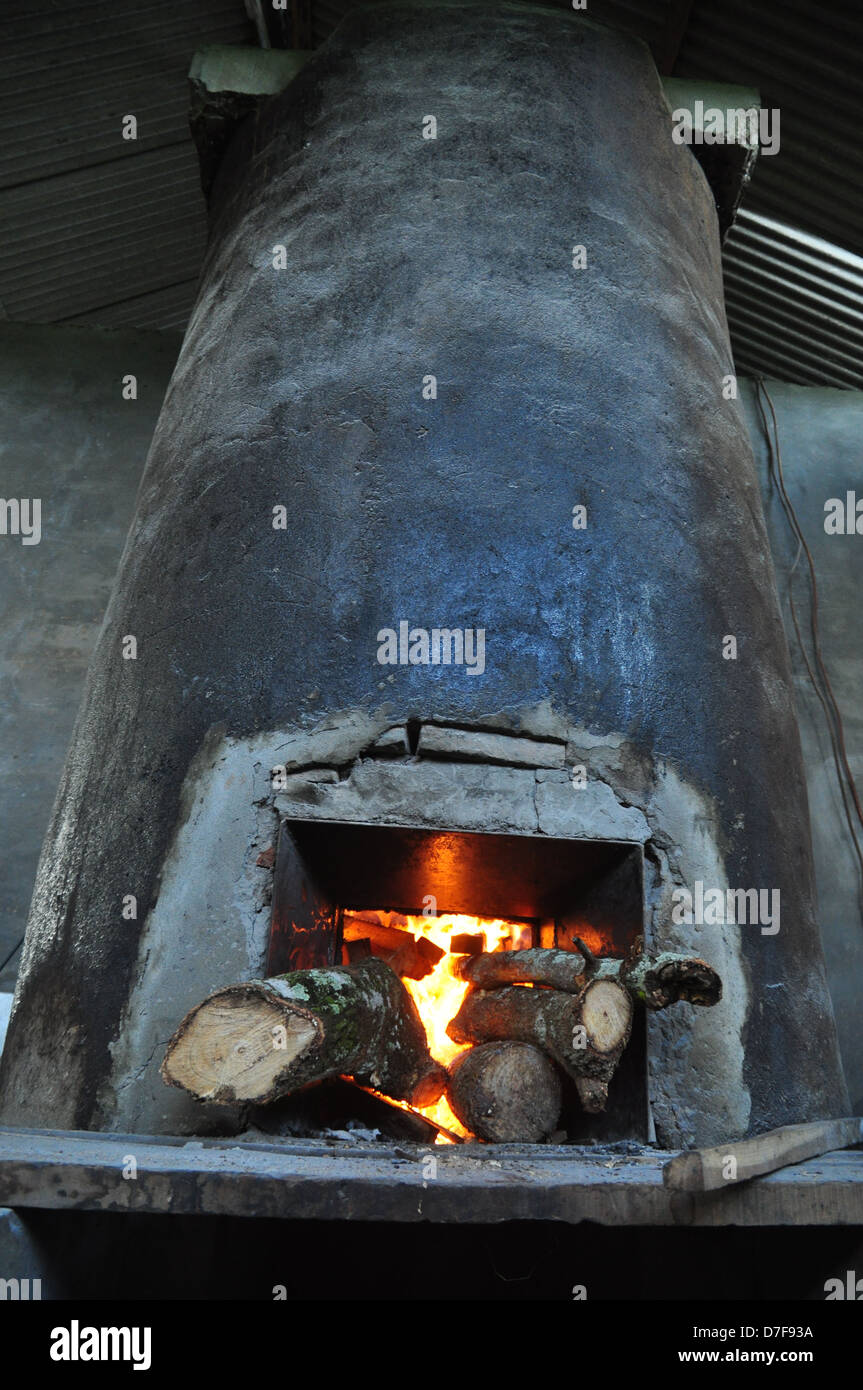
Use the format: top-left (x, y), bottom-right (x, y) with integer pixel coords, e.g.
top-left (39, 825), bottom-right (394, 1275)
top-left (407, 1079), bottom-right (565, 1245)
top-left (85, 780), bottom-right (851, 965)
top-left (1, 1126), bottom-right (863, 1226)
top-left (663, 1117), bottom-right (863, 1192)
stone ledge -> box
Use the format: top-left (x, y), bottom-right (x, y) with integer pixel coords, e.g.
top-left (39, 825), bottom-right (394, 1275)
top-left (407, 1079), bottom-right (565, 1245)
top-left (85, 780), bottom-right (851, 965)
top-left (273, 758), bottom-right (540, 833)
top-left (2, 1128), bottom-right (862, 1227)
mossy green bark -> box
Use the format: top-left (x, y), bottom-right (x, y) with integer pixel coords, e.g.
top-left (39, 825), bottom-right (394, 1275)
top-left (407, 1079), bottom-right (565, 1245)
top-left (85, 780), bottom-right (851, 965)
top-left (165, 957), bottom-right (445, 1108)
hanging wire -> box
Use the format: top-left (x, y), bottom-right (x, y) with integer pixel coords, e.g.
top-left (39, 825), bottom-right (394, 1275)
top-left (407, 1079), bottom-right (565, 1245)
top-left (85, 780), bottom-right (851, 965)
top-left (0, 934), bottom-right (23, 976)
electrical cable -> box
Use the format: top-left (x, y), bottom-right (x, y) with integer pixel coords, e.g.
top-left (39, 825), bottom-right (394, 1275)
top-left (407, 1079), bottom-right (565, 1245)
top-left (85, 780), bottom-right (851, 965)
top-left (0, 935), bottom-right (23, 976)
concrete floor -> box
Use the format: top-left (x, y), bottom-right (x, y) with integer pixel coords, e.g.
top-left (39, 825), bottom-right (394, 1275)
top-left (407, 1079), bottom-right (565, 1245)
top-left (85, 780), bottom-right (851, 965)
top-left (0, 323), bottom-right (181, 990)
top-left (0, 334), bottom-right (860, 1115)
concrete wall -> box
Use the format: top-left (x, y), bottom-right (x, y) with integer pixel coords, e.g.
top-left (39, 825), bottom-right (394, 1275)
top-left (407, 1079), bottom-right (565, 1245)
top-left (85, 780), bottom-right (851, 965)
top-left (0, 323), bottom-right (180, 991)
top-left (742, 379), bottom-right (863, 1114)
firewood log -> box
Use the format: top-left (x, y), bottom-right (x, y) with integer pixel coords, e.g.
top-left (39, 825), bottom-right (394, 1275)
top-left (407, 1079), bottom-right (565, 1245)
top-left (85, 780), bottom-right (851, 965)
top-left (454, 944), bottom-right (721, 1010)
top-left (447, 977), bottom-right (633, 1108)
top-left (446, 1041), bottom-right (562, 1142)
top-left (453, 946), bottom-right (587, 991)
top-left (342, 915), bottom-right (409, 953)
top-left (596, 948), bottom-right (721, 1010)
top-left (161, 957), bottom-right (446, 1109)
top-left (384, 936), bottom-right (444, 981)
top-left (573, 1076), bottom-right (610, 1114)
top-left (342, 914), bottom-right (444, 979)
top-left (449, 932), bottom-right (484, 955)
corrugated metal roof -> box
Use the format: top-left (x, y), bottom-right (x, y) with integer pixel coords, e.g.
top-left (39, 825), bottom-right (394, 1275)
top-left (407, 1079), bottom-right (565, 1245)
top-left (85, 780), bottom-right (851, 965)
top-left (723, 209), bottom-right (863, 390)
top-left (674, 0), bottom-right (863, 261)
top-left (68, 277), bottom-right (202, 332)
top-left (0, 145), bottom-right (205, 323)
top-left (1, 0), bottom-right (861, 389)
top-left (0, 0), bottom-right (252, 325)
top-left (1, 1), bottom-right (250, 187)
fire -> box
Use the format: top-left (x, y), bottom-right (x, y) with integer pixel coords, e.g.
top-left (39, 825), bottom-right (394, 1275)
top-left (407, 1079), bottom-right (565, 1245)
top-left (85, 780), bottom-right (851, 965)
top-left (400, 912), bottom-right (530, 1140)
top-left (567, 921), bottom-right (616, 958)
top-left (344, 909), bottom-right (615, 1142)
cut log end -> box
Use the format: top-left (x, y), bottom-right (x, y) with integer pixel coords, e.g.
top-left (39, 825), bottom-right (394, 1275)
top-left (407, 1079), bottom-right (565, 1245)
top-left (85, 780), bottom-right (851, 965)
top-left (162, 957), bottom-right (444, 1110)
top-left (574, 1075), bottom-right (609, 1114)
top-left (447, 976), bottom-right (633, 1103)
top-left (447, 1042), bottom-right (562, 1143)
top-left (580, 978), bottom-right (632, 1054)
top-left (160, 988), bottom-right (321, 1104)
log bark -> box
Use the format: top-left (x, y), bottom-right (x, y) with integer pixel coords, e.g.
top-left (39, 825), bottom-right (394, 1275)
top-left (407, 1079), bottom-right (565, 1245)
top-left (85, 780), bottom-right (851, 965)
top-left (454, 946), bottom-right (587, 991)
top-left (447, 977), bottom-right (633, 1108)
top-left (447, 1042), bottom-right (562, 1143)
top-left (161, 957), bottom-right (446, 1108)
top-left (573, 1075), bottom-right (610, 1114)
top-left (343, 915), bottom-right (407, 953)
top-left (595, 948), bottom-right (721, 1010)
top-left (454, 944), bottom-right (721, 1010)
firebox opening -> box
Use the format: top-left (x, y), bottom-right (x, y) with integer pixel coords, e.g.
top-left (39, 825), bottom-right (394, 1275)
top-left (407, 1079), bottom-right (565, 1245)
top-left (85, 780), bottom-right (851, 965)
top-left (263, 820), bottom-right (648, 1144)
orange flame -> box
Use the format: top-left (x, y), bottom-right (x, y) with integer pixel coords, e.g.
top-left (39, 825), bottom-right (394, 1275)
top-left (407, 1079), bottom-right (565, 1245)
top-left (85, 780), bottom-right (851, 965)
top-left (374, 912), bottom-right (531, 1140)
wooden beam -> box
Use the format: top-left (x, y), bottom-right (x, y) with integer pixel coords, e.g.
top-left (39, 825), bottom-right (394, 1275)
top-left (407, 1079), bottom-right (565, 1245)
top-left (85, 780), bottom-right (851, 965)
top-left (663, 1117), bottom-right (863, 1192)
